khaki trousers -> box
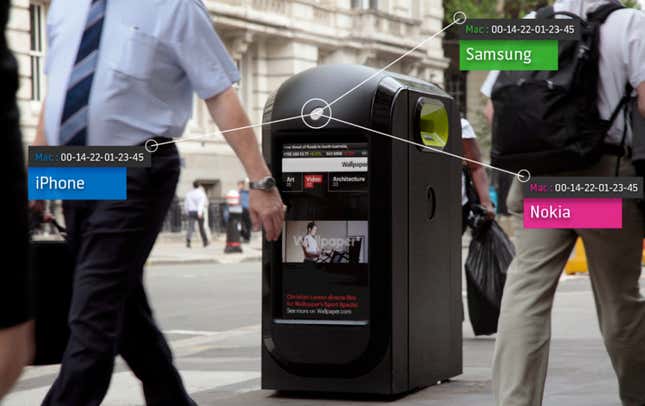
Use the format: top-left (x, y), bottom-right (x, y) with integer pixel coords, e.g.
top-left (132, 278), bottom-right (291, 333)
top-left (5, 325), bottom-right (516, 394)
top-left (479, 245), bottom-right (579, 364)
top-left (493, 156), bottom-right (645, 406)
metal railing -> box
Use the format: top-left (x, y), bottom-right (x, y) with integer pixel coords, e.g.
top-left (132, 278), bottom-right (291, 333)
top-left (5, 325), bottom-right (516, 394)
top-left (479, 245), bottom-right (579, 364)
top-left (161, 198), bottom-right (228, 235)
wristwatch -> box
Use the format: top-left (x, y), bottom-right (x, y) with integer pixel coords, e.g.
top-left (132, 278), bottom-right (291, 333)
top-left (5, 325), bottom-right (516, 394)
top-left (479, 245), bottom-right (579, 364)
top-left (250, 176), bottom-right (277, 191)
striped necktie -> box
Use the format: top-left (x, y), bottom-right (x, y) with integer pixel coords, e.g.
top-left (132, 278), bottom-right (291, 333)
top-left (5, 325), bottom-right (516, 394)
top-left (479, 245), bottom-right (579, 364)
top-left (59, 0), bottom-right (106, 146)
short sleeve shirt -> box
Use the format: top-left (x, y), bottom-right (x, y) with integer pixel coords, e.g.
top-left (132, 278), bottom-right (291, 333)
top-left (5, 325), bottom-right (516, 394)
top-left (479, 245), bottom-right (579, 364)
top-left (44, 0), bottom-right (241, 146)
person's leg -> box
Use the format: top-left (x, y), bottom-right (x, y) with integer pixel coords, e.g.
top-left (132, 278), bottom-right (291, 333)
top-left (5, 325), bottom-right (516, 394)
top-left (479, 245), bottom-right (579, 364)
top-left (197, 216), bottom-right (208, 246)
top-left (493, 181), bottom-right (577, 406)
top-left (186, 212), bottom-right (195, 247)
top-left (119, 283), bottom-right (195, 405)
top-left (578, 170), bottom-right (645, 406)
top-left (42, 199), bottom-right (153, 406)
top-left (117, 148), bottom-right (195, 405)
top-left (43, 146), bottom-right (193, 406)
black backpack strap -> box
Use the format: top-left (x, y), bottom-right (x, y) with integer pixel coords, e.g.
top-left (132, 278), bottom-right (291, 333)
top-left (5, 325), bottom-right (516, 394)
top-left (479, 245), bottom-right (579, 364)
top-left (611, 83), bottom-right (634, 175)
top-left (587, 2), bottom-right (624, 23)
top-left (536, 5), bottom-right (554, 19)
top-left (608, 83), bottom-right (634, 127)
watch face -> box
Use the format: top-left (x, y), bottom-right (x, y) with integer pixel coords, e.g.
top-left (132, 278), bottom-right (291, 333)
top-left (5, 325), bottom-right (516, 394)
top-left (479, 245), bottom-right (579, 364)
top-left (265, 177), bottom-right (276, 189)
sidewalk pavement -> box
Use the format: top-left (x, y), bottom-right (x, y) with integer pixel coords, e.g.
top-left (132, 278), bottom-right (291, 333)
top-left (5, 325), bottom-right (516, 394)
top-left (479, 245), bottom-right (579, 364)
top-left (150, 225), bottom-right (480, 266)
top-left (148, 232), bottom-right (262, 265)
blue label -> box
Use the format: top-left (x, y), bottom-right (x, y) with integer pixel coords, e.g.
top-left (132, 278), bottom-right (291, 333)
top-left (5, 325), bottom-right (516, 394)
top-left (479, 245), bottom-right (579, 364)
top-left (28, 167), bottom-right (127, 200)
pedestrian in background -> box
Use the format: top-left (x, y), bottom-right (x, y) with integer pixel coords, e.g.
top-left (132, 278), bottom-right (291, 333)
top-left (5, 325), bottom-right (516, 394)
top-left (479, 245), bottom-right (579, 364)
top-left (481, 1), bottom-right (645, 404)
top-left (185, 180), bottom-right (209, 248)
top-left (32, 0), bottom-right (285, 404)
top-left (238, 180), bottom-right (252, 242)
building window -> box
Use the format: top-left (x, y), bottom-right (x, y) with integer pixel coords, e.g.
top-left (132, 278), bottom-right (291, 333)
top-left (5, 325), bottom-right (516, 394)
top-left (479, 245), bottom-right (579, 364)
top-left (352, 0), bottom-right (378, 9)
top-left (29, 3), bottom-right (46, 101)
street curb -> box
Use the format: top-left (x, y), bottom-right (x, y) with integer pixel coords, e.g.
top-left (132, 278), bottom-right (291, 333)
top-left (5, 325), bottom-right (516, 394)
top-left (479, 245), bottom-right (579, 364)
top-left (147, 255), bottom-right (261, 266)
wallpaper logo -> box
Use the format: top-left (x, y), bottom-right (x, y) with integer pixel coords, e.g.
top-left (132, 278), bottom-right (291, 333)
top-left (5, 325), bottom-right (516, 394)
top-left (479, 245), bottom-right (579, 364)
top-left (304, 174), bottom-right (323, 189)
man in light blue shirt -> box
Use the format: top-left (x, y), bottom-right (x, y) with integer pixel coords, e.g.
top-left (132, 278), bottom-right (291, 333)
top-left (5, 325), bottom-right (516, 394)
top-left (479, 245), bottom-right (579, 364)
top-left (34, 1), bottom-right (285, 405)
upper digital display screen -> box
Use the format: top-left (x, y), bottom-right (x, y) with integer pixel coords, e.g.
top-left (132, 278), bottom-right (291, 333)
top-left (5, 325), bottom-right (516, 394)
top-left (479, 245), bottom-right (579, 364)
top-left (281, 143), bottom-right (368, 193)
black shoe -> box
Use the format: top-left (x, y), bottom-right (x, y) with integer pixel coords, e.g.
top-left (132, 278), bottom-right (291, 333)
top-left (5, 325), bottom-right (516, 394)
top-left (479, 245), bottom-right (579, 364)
top-left (186, 240), bottom-right (191, 248)
top-left (203, 241), bottom-right (210, 248)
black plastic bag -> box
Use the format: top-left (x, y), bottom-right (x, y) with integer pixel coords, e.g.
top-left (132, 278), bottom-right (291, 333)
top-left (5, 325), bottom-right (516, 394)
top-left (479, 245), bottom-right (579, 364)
top-left (465, 219), bottom-right (515, 336)
top-left (30, 220), bottom-right (74, 365)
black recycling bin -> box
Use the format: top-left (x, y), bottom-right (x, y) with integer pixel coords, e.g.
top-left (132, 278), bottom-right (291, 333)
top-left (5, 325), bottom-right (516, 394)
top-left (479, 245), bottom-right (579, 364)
top-left (261, 64), bottom-right (462, 395)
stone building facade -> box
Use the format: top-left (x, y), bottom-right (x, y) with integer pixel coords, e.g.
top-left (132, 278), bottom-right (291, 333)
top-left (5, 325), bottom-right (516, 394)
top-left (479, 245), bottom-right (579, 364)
top-left (7, 0), bottom-right (448, 199)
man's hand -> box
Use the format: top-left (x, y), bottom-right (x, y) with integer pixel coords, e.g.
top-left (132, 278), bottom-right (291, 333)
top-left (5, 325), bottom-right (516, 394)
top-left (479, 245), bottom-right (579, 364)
top-left (0, 321), bottom-right (34, 398)
top-left (205, 87), bottom-right (287, 240)
top-left (29, 200), bottom-right (53, 223)
top-left (249, 188), bottom-right (285, 241)
top-left (637, 82), bottom-right (645, 118)
top-left (481, 202), bottom-right (496, 220)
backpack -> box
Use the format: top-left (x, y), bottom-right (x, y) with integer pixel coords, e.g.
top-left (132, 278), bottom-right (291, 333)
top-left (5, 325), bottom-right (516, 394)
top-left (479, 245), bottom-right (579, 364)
top-left (490, 3), bottom-right (627, 175)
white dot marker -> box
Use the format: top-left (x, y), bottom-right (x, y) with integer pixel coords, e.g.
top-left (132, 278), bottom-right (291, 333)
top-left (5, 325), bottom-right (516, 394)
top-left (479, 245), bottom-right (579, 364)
top-left (517, 169), bottom-right (531, 183)
top-left (300, 98), bottom-right (332, 130)
top-left (144, 138), bottom-right (159, 153)
top-left (453, 11), bottom-right (467, 25)
top-left (310, 107), bottom-right (324, 121)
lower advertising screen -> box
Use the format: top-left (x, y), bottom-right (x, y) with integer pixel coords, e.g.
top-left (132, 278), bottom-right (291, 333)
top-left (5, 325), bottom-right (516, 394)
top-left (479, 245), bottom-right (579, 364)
top-left (278, 142), bottom-right (369, 324)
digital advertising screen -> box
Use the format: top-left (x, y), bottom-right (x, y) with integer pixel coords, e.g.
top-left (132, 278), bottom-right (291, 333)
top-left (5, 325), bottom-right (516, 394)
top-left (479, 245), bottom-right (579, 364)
top-left (278, 142), bottom-right (369, 324)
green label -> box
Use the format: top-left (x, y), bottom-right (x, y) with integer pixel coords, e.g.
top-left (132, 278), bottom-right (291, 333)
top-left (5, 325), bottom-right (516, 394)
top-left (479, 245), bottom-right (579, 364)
top-left (459, 40), bottom-right (558, 71)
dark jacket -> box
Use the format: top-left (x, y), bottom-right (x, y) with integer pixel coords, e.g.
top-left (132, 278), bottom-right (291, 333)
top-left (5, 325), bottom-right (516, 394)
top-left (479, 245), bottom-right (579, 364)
top-left (0, 0), bottom-right (32, 329)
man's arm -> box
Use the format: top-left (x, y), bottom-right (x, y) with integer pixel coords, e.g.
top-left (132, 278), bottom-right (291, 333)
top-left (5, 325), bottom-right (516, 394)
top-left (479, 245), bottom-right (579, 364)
top-left (463, 139), bottom-right (494, 218)
top-left (197, 192), bottom-right (206, 219)
top-left (484, 99), bottom-right (494, 127)
top-left (0, 321), bottom-right (34, 399)
top-left (638, 82), bottom-right (645, 118)
top-left (205, 87), bottom-right (285, 241)
top-left (33, 101), bottom-right (47, 146)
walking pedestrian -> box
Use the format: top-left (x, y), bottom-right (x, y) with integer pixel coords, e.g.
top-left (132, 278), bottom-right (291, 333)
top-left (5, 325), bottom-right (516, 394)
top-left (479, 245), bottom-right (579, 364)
top-left (0, 0), bottom-right (34, 398)
top-left (185, 181), bottom-right (209, 248)
top-left (33, 1), bottom-right (285, 404)
top-left (481, 1), bottom-right (645, 404)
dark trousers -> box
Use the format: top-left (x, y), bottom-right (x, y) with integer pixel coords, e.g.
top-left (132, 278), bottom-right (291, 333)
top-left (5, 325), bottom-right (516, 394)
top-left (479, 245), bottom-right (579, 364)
top-left (42, 144), bottom-right (195, 406)
top-left (186, 211), bottom-right (208, 245)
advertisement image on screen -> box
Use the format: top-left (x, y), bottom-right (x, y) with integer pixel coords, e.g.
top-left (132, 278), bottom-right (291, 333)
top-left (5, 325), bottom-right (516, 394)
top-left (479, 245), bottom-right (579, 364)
top-left (282, 220), bottom-right (367, 264)
top-left (277, 142), bottom-right (369, 324)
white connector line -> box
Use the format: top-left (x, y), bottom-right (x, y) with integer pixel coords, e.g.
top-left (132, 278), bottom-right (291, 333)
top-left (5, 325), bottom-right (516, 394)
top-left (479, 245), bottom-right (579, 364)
top-left (155, 114), bottom-right (305, 146)
top-left (326, 20), bottom-right (459, 109)
top-left (153, 16), bottom-right (462, 148)
top-left (145, 12), bottom-right (527, 181)
top-left (320, 114), bottom-right (521, 177)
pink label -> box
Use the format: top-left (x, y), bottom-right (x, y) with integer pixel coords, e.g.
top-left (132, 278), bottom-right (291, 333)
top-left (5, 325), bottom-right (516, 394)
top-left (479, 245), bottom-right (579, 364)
top-left (523, 198), bottom-right (622, 229)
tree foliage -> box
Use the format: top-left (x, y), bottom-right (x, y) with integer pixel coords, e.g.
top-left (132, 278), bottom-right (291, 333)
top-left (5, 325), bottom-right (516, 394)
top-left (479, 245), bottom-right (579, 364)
top-left (622, 0), bottom-right (641, 9)
top-left (443, 0), bottom-right (553, 22)
top-left (444, 0), bottom-right (641, 21)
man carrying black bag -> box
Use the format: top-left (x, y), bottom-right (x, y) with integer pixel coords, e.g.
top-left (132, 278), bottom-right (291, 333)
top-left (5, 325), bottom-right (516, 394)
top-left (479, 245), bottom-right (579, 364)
top-left (460, 117), bottom-right (515, 336)
top-left (481, 1), bottom-right (645, 405)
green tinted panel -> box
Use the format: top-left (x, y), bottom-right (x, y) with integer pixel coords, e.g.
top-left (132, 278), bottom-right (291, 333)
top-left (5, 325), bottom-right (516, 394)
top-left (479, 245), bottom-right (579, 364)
top-left (419, 100), bottom-right (449, 149)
